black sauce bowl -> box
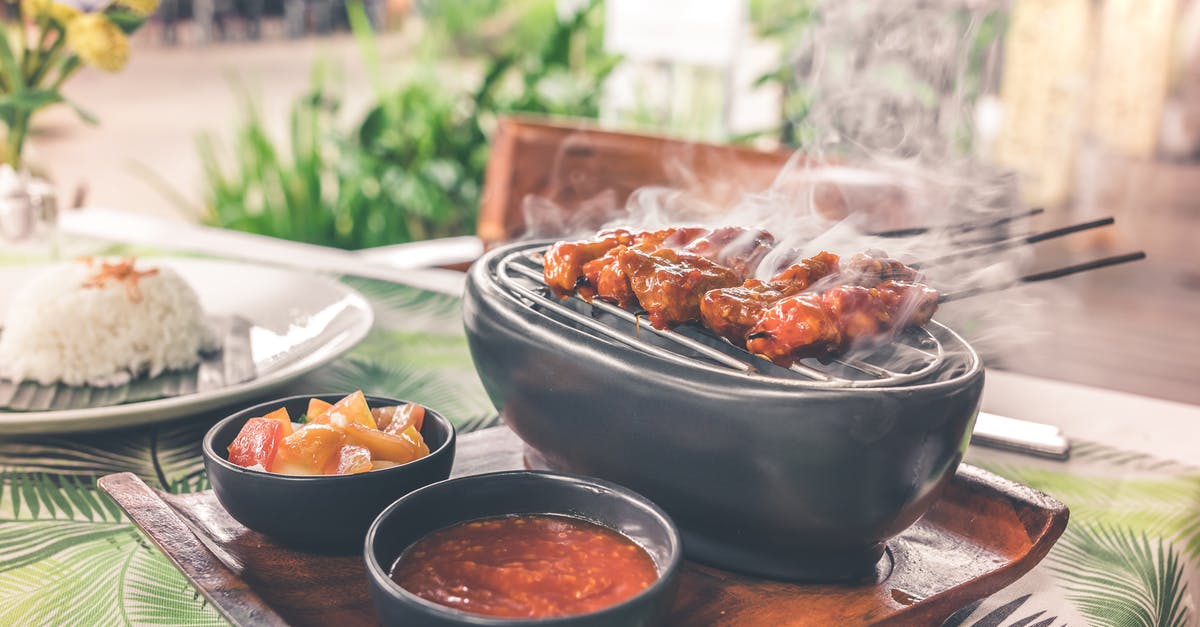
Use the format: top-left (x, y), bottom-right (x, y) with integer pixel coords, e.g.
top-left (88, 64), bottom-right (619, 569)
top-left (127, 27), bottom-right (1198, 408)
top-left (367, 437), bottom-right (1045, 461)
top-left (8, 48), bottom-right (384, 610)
top-left (202, 394), bottom-right (456, 553)
top-left (365, 471), bottom-right (682, 627)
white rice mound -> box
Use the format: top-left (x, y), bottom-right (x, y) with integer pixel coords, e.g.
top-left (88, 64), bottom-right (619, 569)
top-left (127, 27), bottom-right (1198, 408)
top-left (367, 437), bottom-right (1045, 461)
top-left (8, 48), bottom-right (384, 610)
top-left (0, 261), bottom-right (218, 387)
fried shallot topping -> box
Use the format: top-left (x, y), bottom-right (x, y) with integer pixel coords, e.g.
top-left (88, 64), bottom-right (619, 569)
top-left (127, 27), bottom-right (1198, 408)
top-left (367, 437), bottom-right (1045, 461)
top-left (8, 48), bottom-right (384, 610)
top-left (79, 257), bottom-right (159, 303)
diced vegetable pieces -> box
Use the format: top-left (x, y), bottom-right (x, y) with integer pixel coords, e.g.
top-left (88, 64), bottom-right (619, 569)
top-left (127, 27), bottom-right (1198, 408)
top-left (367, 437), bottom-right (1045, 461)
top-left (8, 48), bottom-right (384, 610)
top-left (227, 418), bottom-right (284, 470)
top-left (306, 398), bottom-right (333, 422)
top-left (227, 393), bottom-right (433, 476)
top-left (330, 445), bottom-right (373, 475)
top-left (313, 391), bottom-right (377, 430)
top-left (398, 425), bottom-right (431, 458)
top-left (343, 422), bottom-right (425, 464)
top-left (272, 424), bottom-right (346, 475)
top-left (271, 458), bottom-right (319, 477)
top-left (371, 406), bottom-right (399, 431)
top-left (261, 407), bottom-right (293, 437)
top-left (375, 404), bottom-right (426, 435)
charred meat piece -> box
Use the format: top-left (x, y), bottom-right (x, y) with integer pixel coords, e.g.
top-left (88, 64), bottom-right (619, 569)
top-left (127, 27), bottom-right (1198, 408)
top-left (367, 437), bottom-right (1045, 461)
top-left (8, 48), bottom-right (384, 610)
top-left (678, 227), bottom-right (776, 279)
top-left (582, 251), bottom-right (638, 308)
top-left (578, 227), bottom-right (696, 307)
top-left (582, 226), bottom-right (774, 308)
top-left (618, 247), bottom-right (741, 329)
top-left (746, 280), bottom-right (939, 366)
top-left (543, 228), bottom-right (638, 298)
top-left (743, 292), bottom-right (841, 365)
top-left (545, 227), bottom-right (722, 300)
top-left (653, 226), bottom-right (711, 249)
top-left (700, 251), bottom-right (841, 347)
top-left (840, 251), bottom-right (921, 287)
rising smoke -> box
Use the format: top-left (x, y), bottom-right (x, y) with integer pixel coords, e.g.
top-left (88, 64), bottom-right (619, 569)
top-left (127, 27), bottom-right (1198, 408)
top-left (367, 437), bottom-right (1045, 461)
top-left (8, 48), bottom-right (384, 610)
top-left (527, 0), bottom-right (1051, 365)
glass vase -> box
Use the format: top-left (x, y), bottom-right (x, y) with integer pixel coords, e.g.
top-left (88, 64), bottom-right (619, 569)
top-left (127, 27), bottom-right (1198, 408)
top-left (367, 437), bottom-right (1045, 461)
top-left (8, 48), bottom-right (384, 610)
top-left (0, 166), bottom-right (58, 258)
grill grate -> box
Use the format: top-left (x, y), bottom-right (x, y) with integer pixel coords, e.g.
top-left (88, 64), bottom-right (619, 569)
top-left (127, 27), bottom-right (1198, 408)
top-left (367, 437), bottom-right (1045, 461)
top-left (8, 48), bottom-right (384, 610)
top-left (492, 244), bottom-right (946, 388)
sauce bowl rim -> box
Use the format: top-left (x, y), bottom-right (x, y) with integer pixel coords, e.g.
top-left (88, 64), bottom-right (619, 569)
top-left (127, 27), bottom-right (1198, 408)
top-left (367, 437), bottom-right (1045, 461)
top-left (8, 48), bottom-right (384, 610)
top-left (364, 469), bottom-right (683, 625)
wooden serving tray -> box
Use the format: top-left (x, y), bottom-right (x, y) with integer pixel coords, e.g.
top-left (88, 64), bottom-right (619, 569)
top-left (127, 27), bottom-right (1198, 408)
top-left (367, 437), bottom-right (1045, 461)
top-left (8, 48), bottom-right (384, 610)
top-left (99, 426), bottom-right (1068, 626)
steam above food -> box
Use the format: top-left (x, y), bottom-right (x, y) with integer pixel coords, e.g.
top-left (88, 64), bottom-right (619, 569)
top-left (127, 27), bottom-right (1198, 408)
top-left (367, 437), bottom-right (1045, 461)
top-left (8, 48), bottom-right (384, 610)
top-left (523, 2), bottom-right (1050, 362)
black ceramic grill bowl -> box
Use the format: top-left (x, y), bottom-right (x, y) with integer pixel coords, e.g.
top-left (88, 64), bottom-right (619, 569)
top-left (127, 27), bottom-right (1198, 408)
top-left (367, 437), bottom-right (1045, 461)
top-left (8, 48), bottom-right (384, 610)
top-left (462, 241), bottom-right (985, 581)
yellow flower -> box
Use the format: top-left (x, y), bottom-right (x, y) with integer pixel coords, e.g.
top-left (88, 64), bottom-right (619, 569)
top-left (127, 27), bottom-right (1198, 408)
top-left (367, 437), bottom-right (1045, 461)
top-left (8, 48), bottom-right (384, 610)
top-left (48, 2), bottom-right (78, 23)
top-left (21, 0), bottom-right (80, 24)
top-left (114, 0), bottom-right (159, 16)
top-left (66, 14), bottom-right (129, 73)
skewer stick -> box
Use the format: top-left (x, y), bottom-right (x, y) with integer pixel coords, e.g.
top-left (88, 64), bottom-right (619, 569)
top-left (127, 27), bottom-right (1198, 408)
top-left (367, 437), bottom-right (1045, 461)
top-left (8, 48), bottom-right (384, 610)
top-left (868, 207), bottom-right (1045, 238)
top-left (955, 207), bottom-right (1046, 233)
top-left (937, 251), bottom-right (1146, 303)
top-left (1019, 251), bottom-right (1147, 282)
top-left (912, 216), bottom-right (1115, 268)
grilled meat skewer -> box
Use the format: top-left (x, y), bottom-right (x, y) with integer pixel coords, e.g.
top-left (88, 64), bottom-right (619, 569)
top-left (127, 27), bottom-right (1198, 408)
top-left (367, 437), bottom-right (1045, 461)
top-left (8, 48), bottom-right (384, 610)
top-left (745, 281), bottom-right (939, 365)
top-left (546, 229), bottom-right (937, 363)
top-left (700, 251), bottom-right (841, 347)
top-left (546, 226), bottom-right (775, 325)
top-left (543, 228), bottom-right (639, 298)
top-left (578, 227), bottom-right (708, 309)
top-left (839, 252), bottom-right (923, 287)
top-left (619, 247), bottom-right (742, 329)
top-left (544, 227), bottom-right (718, 299)
top-left (700, 250), bottom-right (921, 349)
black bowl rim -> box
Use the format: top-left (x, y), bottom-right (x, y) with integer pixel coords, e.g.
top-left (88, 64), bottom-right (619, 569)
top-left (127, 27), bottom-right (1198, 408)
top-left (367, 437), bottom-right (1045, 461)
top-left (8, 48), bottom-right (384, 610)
top-left (472, 239), bottom-right (983, 395)
top-left (201, 393), bottom-right (456, 483)
top-left (364, 469), bottom-right (684, 626)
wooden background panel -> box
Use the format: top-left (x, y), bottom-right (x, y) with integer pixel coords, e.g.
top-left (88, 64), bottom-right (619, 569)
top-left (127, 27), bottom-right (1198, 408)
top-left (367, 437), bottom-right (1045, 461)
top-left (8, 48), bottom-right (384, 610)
top-left (478, 116), bottom-right (793, 247)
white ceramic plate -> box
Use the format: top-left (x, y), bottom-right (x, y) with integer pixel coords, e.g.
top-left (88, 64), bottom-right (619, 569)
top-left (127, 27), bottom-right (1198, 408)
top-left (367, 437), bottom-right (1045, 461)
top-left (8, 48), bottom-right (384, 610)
top-left (0, 258), bottom-right (373, 434)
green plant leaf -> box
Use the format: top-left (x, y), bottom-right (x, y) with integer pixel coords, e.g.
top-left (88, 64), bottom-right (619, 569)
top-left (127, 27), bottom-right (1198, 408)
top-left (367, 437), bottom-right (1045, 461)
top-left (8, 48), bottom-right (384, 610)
top-left (0, 526), bottom-right (224, 626)
top-left (0, 519), bottom-right (128, 573)
top-left (0, 88), bottom-right (62, 113)
top-left (980, 461), bottom-right (1200, 560)
top-left (0, 421), bottom-right (209, 492)
top-left (1049, 524), bottom-right (1190, 627)
top-left (0, 473), bottom-right (124, 524)
top-left (458, 412), bottom-right (501, 434)
top-left (104, 10), bottom-right (147, 35)
top-left (345, 0), bottom-right (381, 92)
top-left (474, 53), bottom-right (516, 107)
top-left (1070, 441), bottom-right (1200, 474)
top-left (0, 30), bottom-right (25, 93)
top-left (120, 536), bottom-right (226, 626)
top-left (0, 466), bottom-right (223, 624)
top-left (309, 356), bottom-right (492, 426)
top-left (339, 277), bottom-right (462, 323)
top-left (65, 97), bottom-right (99, 125)
top-left (181, 0), bottom-right (611, 249)
top-left (358, 104), bottom-right (386, 149)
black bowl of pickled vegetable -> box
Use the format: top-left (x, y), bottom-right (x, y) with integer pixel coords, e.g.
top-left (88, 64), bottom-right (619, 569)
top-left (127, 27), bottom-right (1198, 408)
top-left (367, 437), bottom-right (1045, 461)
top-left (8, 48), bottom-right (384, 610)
top-left (365, 471), bottom-right (682, 627)
top-left (202, 392), bottom-right (456, 553)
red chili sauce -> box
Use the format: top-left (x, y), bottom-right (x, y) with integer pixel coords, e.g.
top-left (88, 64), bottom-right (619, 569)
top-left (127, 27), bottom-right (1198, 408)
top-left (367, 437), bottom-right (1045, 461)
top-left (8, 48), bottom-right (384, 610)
top-left (390, 514), bottom-right (659, 619)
